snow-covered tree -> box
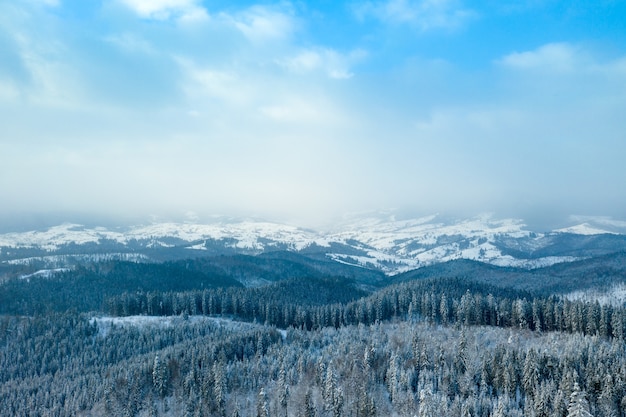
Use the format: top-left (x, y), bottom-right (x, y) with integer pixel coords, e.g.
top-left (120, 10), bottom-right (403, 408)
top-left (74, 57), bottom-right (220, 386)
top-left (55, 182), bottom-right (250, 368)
top-left (257, 388), bottom-right (269, 417)
top-left (567, 383), bottom-right (593, 417)
top-left (152, 353), bottom-right (167, 397)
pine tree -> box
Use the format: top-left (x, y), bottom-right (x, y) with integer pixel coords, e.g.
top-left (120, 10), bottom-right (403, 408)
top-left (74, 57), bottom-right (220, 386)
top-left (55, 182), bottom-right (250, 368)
top-left (152, 353), bottom-right (167, 398)
top-left (598, 374), bottom-right (619, 417)
top-left (611, 310), bottom-right (624, 340)
top-left (257, 388), bottom-right (269, 417)
top-left (522, 349), bottom-right (539, 397)
top-left (323, 365), bottom-right (337, 413)
top-left (493, 397), bottom-right (507, 417)
top-left (534, 381), bottom-right (554, 417)
top-left (456, 329), bottom-right (468, 374)
top-left (553, 389), bottom-right (568, 417)
top-left (213, 361), bottom-right (226, 416)
top-left (301, 390), bottom-right (316, 417)
top-left (440, 293), bottom-right (449, 325)
top-left (332, 386), bottom-right (344, 417)
top-left (322, 364), bottom-right (344, 417)
top-left (418, 387), bottom-right (434, 417)
top-left (278, 363), bottom-right (290, 417)
top-left (232, 401), bottom-right (241, 417)
top-left (386, 352), bottom-right (400, 403)
top-left (567, 383), bottom-right (593, 417)
top-left (357, 384), bottom-right (375, 417)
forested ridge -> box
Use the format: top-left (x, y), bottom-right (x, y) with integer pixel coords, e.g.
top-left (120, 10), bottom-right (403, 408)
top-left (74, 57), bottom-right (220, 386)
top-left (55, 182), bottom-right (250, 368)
top-left (1, 253), bottom-right (626, 416)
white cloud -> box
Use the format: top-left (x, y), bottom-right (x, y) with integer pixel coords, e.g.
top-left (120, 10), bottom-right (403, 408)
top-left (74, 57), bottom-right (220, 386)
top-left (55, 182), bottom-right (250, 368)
top-left (0, 79), bottom-right (20, 101)
top-left (355, 0), bottom-right (477, 31)
top-left (496, 43), bottom-right (626, 99)
top-left (227, 6), bottom-right (295, 43)
top-left (22, 0), bottom-right (61, 7)
top-left (177, 6), bottom-right (210, 24)
top-left (498, 43), bottom-right (582, 73)
top-left (176, 58), bottom-right (352, 130)
top-left (589, 56), bottom-right (626, 80)
top-left (414, 107), bottom-right (526, 138)
top-left (11, 33), bottom-right (83, 108)
top-left (259, 96), bottom-right (341, 124)
top-left (103, 33), bottom-right (156, 55)
top-left (498, 42), bottom-right (626, 78)
top-left (117, 0), bottom-right (208, 21)
top-left (38, 0), bottom-right (61, 6)
top-left (260, 102), bottom-right (319, 122)
top-left (177, 59), bottom-right (251, 105)
top-left (279, 48), bottom-right (366, 79)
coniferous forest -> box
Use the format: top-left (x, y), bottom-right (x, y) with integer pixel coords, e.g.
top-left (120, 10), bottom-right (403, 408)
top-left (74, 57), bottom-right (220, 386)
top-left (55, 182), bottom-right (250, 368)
top-left (2, 253), bottom-right (626, 416)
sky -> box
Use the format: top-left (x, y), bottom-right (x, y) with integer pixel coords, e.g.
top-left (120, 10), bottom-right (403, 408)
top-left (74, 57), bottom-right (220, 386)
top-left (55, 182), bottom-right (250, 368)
top-left (1, 0), bottom-right (625, 229)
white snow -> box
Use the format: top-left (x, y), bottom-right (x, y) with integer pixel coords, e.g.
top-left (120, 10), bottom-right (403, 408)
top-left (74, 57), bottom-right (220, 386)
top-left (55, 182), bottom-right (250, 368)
top-left (6, 253), bottom-right (149, 266)
top-left (124, 221), bottom-right (320, 251)
top-left (568, 215), bottom-right (626, 231)
top-left (554, 223), bottom-right (616, 235)
top-left (0, 221), bottom-right (321, 253)
top-left (19, 268), bottom-right (70, 280)
top-left (1, 213), bottom-right (624, 275)
top-left (320, 214), bottom-right (540, 273)
top-left (90, 315), bottom-right (263, 338)
top-left (0, 223), bottom-right (119, 251)
top-left (186, 241), bottom-right (208, 250)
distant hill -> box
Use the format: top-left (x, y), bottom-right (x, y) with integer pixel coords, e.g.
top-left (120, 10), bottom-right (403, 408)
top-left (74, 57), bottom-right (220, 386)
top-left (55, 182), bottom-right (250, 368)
top-left (2, 214), bottom-right (626, 277)
top-left (391, 251), bottom-right (626, 295)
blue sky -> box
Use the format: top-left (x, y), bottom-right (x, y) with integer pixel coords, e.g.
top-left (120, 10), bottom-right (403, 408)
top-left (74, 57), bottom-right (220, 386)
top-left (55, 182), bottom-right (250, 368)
top-left (1, 0), bottom-right (625, 228)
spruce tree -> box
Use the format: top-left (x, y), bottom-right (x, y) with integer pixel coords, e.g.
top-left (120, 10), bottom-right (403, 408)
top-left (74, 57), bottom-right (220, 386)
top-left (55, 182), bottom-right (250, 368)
top-left (567, 383), bottom-right (593, 417)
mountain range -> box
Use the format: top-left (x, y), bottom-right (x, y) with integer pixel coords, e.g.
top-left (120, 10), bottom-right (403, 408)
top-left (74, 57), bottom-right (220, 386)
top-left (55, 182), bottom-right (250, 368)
top-left (2, 213), bottom-right (626, 276)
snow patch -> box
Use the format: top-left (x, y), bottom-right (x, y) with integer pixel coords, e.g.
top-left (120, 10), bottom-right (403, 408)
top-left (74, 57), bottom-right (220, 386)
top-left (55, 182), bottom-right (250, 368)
top-left (90, 315), bottom-right (262, 338)
top-left (6, 253), bottom-right (149, 266)
top-left (186, 241), bottom-right (208, 250)
top-left (554, 223), bottom-right (616, 235)
top-left (19, 268), bottom-right (70, 280)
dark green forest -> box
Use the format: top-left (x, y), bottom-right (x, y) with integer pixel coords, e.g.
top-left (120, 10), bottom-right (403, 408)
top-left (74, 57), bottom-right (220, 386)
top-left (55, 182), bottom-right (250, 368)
top-left (2, 252), bottom-right (626, 416)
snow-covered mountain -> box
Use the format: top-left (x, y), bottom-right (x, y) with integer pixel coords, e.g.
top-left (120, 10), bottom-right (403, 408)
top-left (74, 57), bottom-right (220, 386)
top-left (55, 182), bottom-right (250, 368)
top-left (1, 214), bottom-right (626, 275)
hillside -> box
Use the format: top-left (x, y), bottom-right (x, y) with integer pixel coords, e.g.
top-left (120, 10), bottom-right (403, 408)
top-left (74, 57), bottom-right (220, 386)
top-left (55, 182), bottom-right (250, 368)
top-left (392, 251), bottom-right (626, 294)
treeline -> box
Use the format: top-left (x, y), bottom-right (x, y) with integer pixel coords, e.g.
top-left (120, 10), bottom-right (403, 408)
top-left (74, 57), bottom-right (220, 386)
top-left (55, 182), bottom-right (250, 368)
top-left (106, 276), bottom-right (367, 318)
top-left (0, 260), bottom-right (243, 315)
top-left (107, 276), bottom-right (626, 340)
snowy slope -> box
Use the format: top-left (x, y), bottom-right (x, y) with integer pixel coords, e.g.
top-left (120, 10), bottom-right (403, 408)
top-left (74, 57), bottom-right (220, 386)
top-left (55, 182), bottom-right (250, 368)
top-left (0, 221), bottom-right (322, 252)
top-left (554, 223), bottom-right (617, 235)
top-left (1, 214), bottom-right (625, 275)
top-left (323, 214), bottom-right (540, 273)
top-left (0, 223), bottom-right (119, 251)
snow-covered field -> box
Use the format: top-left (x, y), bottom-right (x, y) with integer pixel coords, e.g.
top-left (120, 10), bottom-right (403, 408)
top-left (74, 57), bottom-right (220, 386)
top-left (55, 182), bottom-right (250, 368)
top-left (90, 315), bottom-right (264, 338)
